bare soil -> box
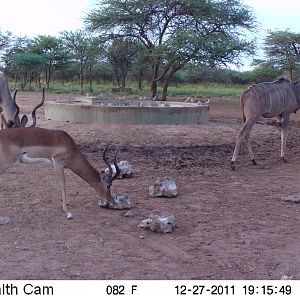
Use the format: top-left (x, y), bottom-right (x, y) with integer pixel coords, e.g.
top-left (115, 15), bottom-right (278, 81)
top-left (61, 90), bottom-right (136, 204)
top-left (1, 92), bottom-right (300, 280)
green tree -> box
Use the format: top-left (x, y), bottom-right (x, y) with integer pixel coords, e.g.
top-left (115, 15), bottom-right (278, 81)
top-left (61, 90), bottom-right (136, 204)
top-left (106, 38), bottom-right (139, 89)
top-left (11, 53), bottom-right (46, 89)
top-left (264, 30), bottom-right (300, 82)
top-left (0, 29), bottom-right (11, 51)
top-left (249, 59), bottom-right (281, 82)
top-left (86, 0), bottom-right (256, 100)
top-left (29, 35), bottom-right (68, 88)
top-left (61, 30), bottom-right (90, 95)
top-left (85, 37), bottom-right (104, 94)
top-left (1, 36), bottom-right (30, 73)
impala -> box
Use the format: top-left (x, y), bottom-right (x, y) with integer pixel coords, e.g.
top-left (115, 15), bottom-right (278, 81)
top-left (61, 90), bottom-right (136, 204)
top-left (0, 127), bottom-right (120, 219)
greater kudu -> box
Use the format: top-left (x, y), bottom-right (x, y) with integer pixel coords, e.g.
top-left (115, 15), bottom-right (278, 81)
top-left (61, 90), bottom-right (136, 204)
top-left (231, 79), bottom-right (300, 170)
top-left (0, 71), bottom-right (45, 128)
top-left (0, 71), bottom-right (18, 127)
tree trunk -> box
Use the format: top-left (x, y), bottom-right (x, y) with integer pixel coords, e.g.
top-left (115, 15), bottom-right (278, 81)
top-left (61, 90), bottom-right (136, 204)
top-left (288, 67), bottom-right (293, 83)
top-left (161, 68), bottom-right (179, 101)
top-left (115, 72), bottom-right (121, 88)
top-left (121, 75), bottom-right (126, 89)
top-left (138, 70), bottom-right (143, 89)
top-left (150, 63), bottom-right (159, 99)
top-left (161, 76), bottom-right (169, 101)
top-left (150, 80), bottom-right (157, 99)
top-left (79, 60), bottom-right (84, 95)
top-left (88, 65), bottom-right (93, 94)
top-left (37, 73), bottom-right (41, 88)
top-left (45, 66), bottom-right (51, 89)
top-left (21, 75), bottom-right (26, 90)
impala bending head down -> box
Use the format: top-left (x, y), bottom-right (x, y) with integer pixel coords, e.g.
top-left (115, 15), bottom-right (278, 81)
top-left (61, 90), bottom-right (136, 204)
top-left (0, 127), bottom-right (120, 219)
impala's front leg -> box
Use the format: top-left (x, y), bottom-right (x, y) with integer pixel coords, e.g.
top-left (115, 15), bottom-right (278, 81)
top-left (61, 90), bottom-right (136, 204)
top-left (54, 161), bottom-right (73, 220)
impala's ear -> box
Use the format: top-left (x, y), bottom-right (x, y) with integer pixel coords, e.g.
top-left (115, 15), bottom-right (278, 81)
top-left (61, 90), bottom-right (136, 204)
top-left (100, 171), bottom-right (111, 187)
top-left (95, 140), bottom-right (113, 152)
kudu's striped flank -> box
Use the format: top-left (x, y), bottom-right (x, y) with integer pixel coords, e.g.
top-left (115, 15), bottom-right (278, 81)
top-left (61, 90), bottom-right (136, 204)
top-left (231, 79), bottom-right (300, 170)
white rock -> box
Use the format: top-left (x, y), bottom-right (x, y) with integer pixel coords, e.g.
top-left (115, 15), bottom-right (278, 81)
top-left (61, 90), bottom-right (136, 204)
top-left (139, 215), bottom-right (175, 233)
top-left (149, 176), bottom-right (177, 198)
top-left (124, 210), bottom-right (134, 217)
top-left (105, 160), bottom-right (133, 179)
top-left (98, 194), bottom-right (133, 209)
top-left (0, 216), bottom-right (10, 225)
top-left (66, 212), bottom-right (73, 220)
top-left (281, 194), bottom-right (300, 203)
top-left (280, 274), bottom-right (294, 280)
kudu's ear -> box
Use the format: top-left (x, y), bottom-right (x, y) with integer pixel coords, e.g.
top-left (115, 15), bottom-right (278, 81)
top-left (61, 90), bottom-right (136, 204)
top-left (20, 115), bottom-right (29, 127)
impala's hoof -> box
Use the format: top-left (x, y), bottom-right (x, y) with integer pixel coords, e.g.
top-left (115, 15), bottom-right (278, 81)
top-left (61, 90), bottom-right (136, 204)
top-left (66, 212), bottom-right (73, 220)
top-left (251, 159), bottom-right (257, 165)
top-left (231, 161), bottom-right (236, 171)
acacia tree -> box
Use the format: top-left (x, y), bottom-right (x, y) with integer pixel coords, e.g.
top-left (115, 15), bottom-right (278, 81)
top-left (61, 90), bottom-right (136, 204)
top-left (264, 30), bottom-right (300, 82)
top-left (11, 53), bottom-right (45, 89)
top-left (29, 35), bottom-right (68, 88)
top-left (0, 29), bottom-right (11, 51)
top-left (85, 37), bottom-right (104, 94)
top-left (106, 38), bottom-right (140, 89)
top-left (86, 0), bottom-right (256, 100)
top-left (61, 30), bottom-right (90, 95)
top-left (1, 36), bottom-right (30, 74)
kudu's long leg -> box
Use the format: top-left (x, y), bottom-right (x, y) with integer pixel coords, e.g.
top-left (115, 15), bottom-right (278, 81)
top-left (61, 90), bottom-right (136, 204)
top-left (245, 133), bottom-right (256, 165)
top-left (231, 117), bottom-right (259, 170)
top-left (280, 115), bottom-right (290, 162)
top-left (53, 160), bottom-right (73, 220)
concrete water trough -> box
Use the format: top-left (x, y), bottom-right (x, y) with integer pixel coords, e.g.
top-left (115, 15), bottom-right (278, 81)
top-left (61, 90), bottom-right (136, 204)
top-left (45, 97), bottom-right (209, 125)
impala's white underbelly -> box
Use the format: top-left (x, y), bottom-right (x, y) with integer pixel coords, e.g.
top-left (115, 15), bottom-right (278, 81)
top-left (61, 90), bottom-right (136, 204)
top-left (20, 152), bottom-right (54, 165)
top-left (18, 145), bottom-right (65, 165)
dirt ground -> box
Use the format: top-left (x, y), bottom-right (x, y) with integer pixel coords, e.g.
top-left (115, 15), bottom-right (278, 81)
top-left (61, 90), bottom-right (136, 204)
top-left (1, 91), bottom-right (300, 280)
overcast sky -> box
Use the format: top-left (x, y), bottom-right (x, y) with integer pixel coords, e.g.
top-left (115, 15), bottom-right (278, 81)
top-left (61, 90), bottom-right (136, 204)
top-left (0, 0), bottom-right (299, 69)
top-left (0, 0), bottom-right (96, 37)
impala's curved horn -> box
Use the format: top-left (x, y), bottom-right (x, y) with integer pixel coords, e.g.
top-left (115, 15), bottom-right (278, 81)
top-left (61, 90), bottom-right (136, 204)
top-left (110, 147), bottom-right (120, 182)
top-left (102, 142), bottom-right (120, 183)
top-left (103, 141), bottom-right (113, 178)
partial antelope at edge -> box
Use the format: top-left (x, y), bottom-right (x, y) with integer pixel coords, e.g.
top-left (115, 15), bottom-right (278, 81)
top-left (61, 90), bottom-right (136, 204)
top-left (231, 79), bottom-right (300, 170)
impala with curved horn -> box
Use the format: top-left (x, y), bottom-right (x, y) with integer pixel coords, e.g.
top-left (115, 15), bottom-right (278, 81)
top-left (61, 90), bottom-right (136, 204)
top-left (0, 127), bottom-right (120, 219)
